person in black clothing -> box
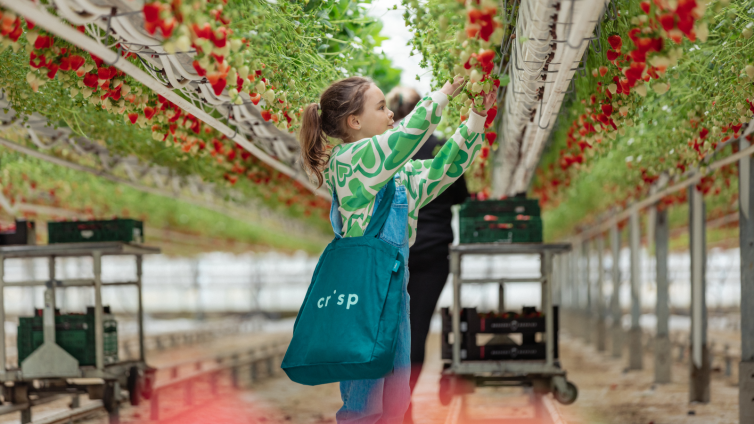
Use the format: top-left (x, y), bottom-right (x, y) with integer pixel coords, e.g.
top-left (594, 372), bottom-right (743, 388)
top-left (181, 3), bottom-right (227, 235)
top-left (386, 87), bottom-right (469, 424)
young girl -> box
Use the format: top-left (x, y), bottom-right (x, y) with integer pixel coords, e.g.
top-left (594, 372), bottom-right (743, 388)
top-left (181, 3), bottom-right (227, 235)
top-left (299, 76), bottom-right (496, 423)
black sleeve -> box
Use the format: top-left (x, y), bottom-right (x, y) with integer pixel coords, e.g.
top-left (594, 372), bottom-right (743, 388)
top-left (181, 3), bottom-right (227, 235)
top-left (449, 174), bottom-right (469, 205)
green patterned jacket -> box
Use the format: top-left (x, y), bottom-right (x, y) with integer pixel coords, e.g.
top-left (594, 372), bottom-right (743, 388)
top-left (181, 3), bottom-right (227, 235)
top-left (324, 91), bottom-right (486, 246)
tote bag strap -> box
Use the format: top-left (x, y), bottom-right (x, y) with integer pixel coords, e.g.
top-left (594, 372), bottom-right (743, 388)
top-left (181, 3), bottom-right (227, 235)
top-left (363, 177), bottom-right (396, 238)
top-left (330, 177), bottom-right (397, 239)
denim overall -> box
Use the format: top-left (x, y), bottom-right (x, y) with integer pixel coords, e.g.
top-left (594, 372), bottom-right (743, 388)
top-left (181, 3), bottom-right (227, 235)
top-left (330, 174), bottom-right (411, 424)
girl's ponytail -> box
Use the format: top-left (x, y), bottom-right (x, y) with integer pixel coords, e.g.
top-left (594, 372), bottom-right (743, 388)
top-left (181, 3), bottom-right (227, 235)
top-left (299, 76), bottom-right (373, 188)
top-left (299, 103), bottom-right (329, 188)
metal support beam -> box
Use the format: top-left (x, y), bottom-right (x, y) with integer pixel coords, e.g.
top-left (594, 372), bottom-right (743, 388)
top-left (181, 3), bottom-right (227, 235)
top-left (136, 255), bottom-right (145, 363)
top-left (584, 241), bottom-right (592, 344)
top-left (739, 137), bottom-right (754, 422)
top-left (543, 252), bottom-right (554, 367)
top-left (0, 255), bottom-right (5, 374)
top-left (628, 211), bottom-right (643, 370)
top-left (44, 257), bottom-right (56, 344)
top-left (498, 283), bottom-right (506, 313)
top-left (573, 241), bottom-right (582, 336)
top-left (610, 224), bottom-right (622, 358)
top-left (93, 251), bottom-right (104, 371)
top-left (596, 235), bottom-right (606, 352)
top-left (689, 186), bottom-right (710, 402)
top-left (654, 207), bottom-right (671, 384)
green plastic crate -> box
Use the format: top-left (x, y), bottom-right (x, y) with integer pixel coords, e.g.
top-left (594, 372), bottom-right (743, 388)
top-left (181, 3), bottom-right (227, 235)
top-left (47, 219), bottom-right (143, 244)
top-left (18, 310), bottom-right (118, 366)
top-left (460, 216), bottom-right (543, 244)
top-left (460, 199), bottom-right (541, 219)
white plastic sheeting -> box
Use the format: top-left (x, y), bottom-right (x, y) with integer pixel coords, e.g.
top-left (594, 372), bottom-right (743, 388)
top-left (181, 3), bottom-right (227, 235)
top-left (0, 247), bottom-right (742, 315)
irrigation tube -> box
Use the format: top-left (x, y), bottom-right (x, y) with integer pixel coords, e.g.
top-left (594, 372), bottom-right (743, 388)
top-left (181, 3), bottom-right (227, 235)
top-left (0, 0), bottom-right (328, 199)
top-left (573, 135), bottom-right (754, 243)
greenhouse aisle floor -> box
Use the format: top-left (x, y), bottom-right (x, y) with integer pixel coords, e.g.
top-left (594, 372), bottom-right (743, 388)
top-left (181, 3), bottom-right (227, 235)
top-left (19, 329), bottom-right (739, 424)
top-left (555, 334), bottom-right (738, 424)
top-left (243, 332), bottom-right (739, 424)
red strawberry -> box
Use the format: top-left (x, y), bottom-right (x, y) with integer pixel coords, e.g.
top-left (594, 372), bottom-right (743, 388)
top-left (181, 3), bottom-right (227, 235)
top-left (192, 60), bottom-right (207, 77)
top-left (485, 131), bottom-right (497, 145)
top-left (211, 77), bottom-right (227, 96)
top-left (144, 106), bottom-right (156, 120)
top-left (261, 110), bottom-right (272, 121)
top-left (34, 35), bottom-right (53, 50)
top-left (98, 67), bottom-right (113, 80)
top-left (658, 13), bottom-right (675, 31)
top-left (46, 64), bottom-right (58, 79)
top-left (607, 35), bottom-right (622, 51)
top-left (143, 3), bottom-right (161, 23)
top-left (640, 1), bottom-right (650, 14)
top-left (192, 23), bottom-right (212, 40)
top-left (599, 66), bottom-right (608, 77)
top-left (250, 93), bottom-right (261, 105)
top-left (484, 106), bottom-right (497, 129)
top-left (128, 113), bottom-right (138, 124)
top-left (83, 73), bottom-right (99, 88)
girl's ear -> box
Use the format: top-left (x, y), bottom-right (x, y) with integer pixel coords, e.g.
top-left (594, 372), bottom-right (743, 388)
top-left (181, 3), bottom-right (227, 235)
top-left (347, 114), bottom-right (361, 131)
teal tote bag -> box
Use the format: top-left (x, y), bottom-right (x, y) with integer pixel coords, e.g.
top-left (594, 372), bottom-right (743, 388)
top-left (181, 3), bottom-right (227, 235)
top-left (282, 179), bottom-right (405, 386)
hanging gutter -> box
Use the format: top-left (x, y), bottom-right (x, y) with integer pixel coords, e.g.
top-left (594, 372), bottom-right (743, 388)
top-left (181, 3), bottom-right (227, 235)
top-left (493, 0), bottom-right (607, 198)
top-left (0, 98), bottom-right (321, 237)
top-left (0, 0), bottom-right (329, 198)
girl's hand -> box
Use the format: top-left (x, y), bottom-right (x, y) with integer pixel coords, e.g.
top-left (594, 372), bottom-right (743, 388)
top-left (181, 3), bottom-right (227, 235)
top-left (471, 87), bottom-right (499, 117)
top-left (440, 76), bottom-right (466, 98)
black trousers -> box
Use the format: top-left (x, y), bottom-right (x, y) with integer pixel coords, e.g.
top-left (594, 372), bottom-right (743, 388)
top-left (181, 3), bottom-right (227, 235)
top-left (405, 253), bottom-right (450, 420)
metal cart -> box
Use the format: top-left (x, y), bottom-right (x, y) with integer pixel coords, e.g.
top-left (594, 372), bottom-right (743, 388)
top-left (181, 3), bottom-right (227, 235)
top-left (0, 242), bottom-right (160, 422)
top-left (443, 243), bottom-right (578, 406)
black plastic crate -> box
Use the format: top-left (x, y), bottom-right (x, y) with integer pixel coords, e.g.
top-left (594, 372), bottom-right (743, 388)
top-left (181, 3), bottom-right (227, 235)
top-left (18, 307), bottom-right (118, 366)
top-left (441, 307), bottom-right (559, 361)
top-left (460, 216), bottom-right (543, 244)
top-left (48, 219), bottom-right (143, 244)
top-left (460, 199), bottom-right (541, 219)
top-left (0, 220), bottom-right (36, 245)
top-left (470, 343), bottom-right (546, 360)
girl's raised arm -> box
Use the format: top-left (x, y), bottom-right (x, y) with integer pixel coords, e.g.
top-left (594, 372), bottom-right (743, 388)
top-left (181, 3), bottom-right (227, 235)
top-left (328, 91), bottom-right (450, 193)
top-left (404, 112), bottom-right (486, 210)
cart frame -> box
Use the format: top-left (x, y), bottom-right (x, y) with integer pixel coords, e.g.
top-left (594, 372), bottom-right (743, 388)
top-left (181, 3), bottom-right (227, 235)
top-left (446, 242), bottom-right (576, 402)
top-left (0, 242), bottom-right (159, 419)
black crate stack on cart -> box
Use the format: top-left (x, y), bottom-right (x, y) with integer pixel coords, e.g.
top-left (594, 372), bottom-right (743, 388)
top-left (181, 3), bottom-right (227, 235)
top-left (441, 306), bottom-right (558, 361)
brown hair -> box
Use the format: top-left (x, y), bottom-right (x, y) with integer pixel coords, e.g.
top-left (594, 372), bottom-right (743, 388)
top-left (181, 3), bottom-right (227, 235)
top-left (299, 76), bottom-right (374, 188)
top-left (386, 86), bottom-right (421, 122)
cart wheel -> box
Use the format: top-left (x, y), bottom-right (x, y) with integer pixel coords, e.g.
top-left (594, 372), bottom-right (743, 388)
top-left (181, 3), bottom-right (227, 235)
top-left (127, 366), bottom-right (141, 406)
top-left (553, 381), bottom-right (578, 405)
top-left (439, 375), bottom-right (453, 406)
top-left (103, 381), bottom-right (118, 413)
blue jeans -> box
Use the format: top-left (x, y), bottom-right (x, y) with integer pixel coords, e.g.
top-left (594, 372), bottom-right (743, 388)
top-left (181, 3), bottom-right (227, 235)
top-left (329, 176), bottom-right (411, 424)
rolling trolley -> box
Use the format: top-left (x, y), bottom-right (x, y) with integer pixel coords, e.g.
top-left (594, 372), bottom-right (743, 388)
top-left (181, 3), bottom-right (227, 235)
top-left (441, 242), bottom-right (578, 408)
top-left (0, 242), bottom-right (160, 422)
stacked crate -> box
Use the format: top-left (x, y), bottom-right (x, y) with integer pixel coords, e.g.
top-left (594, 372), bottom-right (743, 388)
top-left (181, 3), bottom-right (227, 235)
top-left (459, 198), bottom-right (542, 244)
top-left (441, 306), bottom-right (558, 361)
top-left (18, 307), bottom-right (118, 366)
top-left (47, 219), bottom-right (143, 244)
